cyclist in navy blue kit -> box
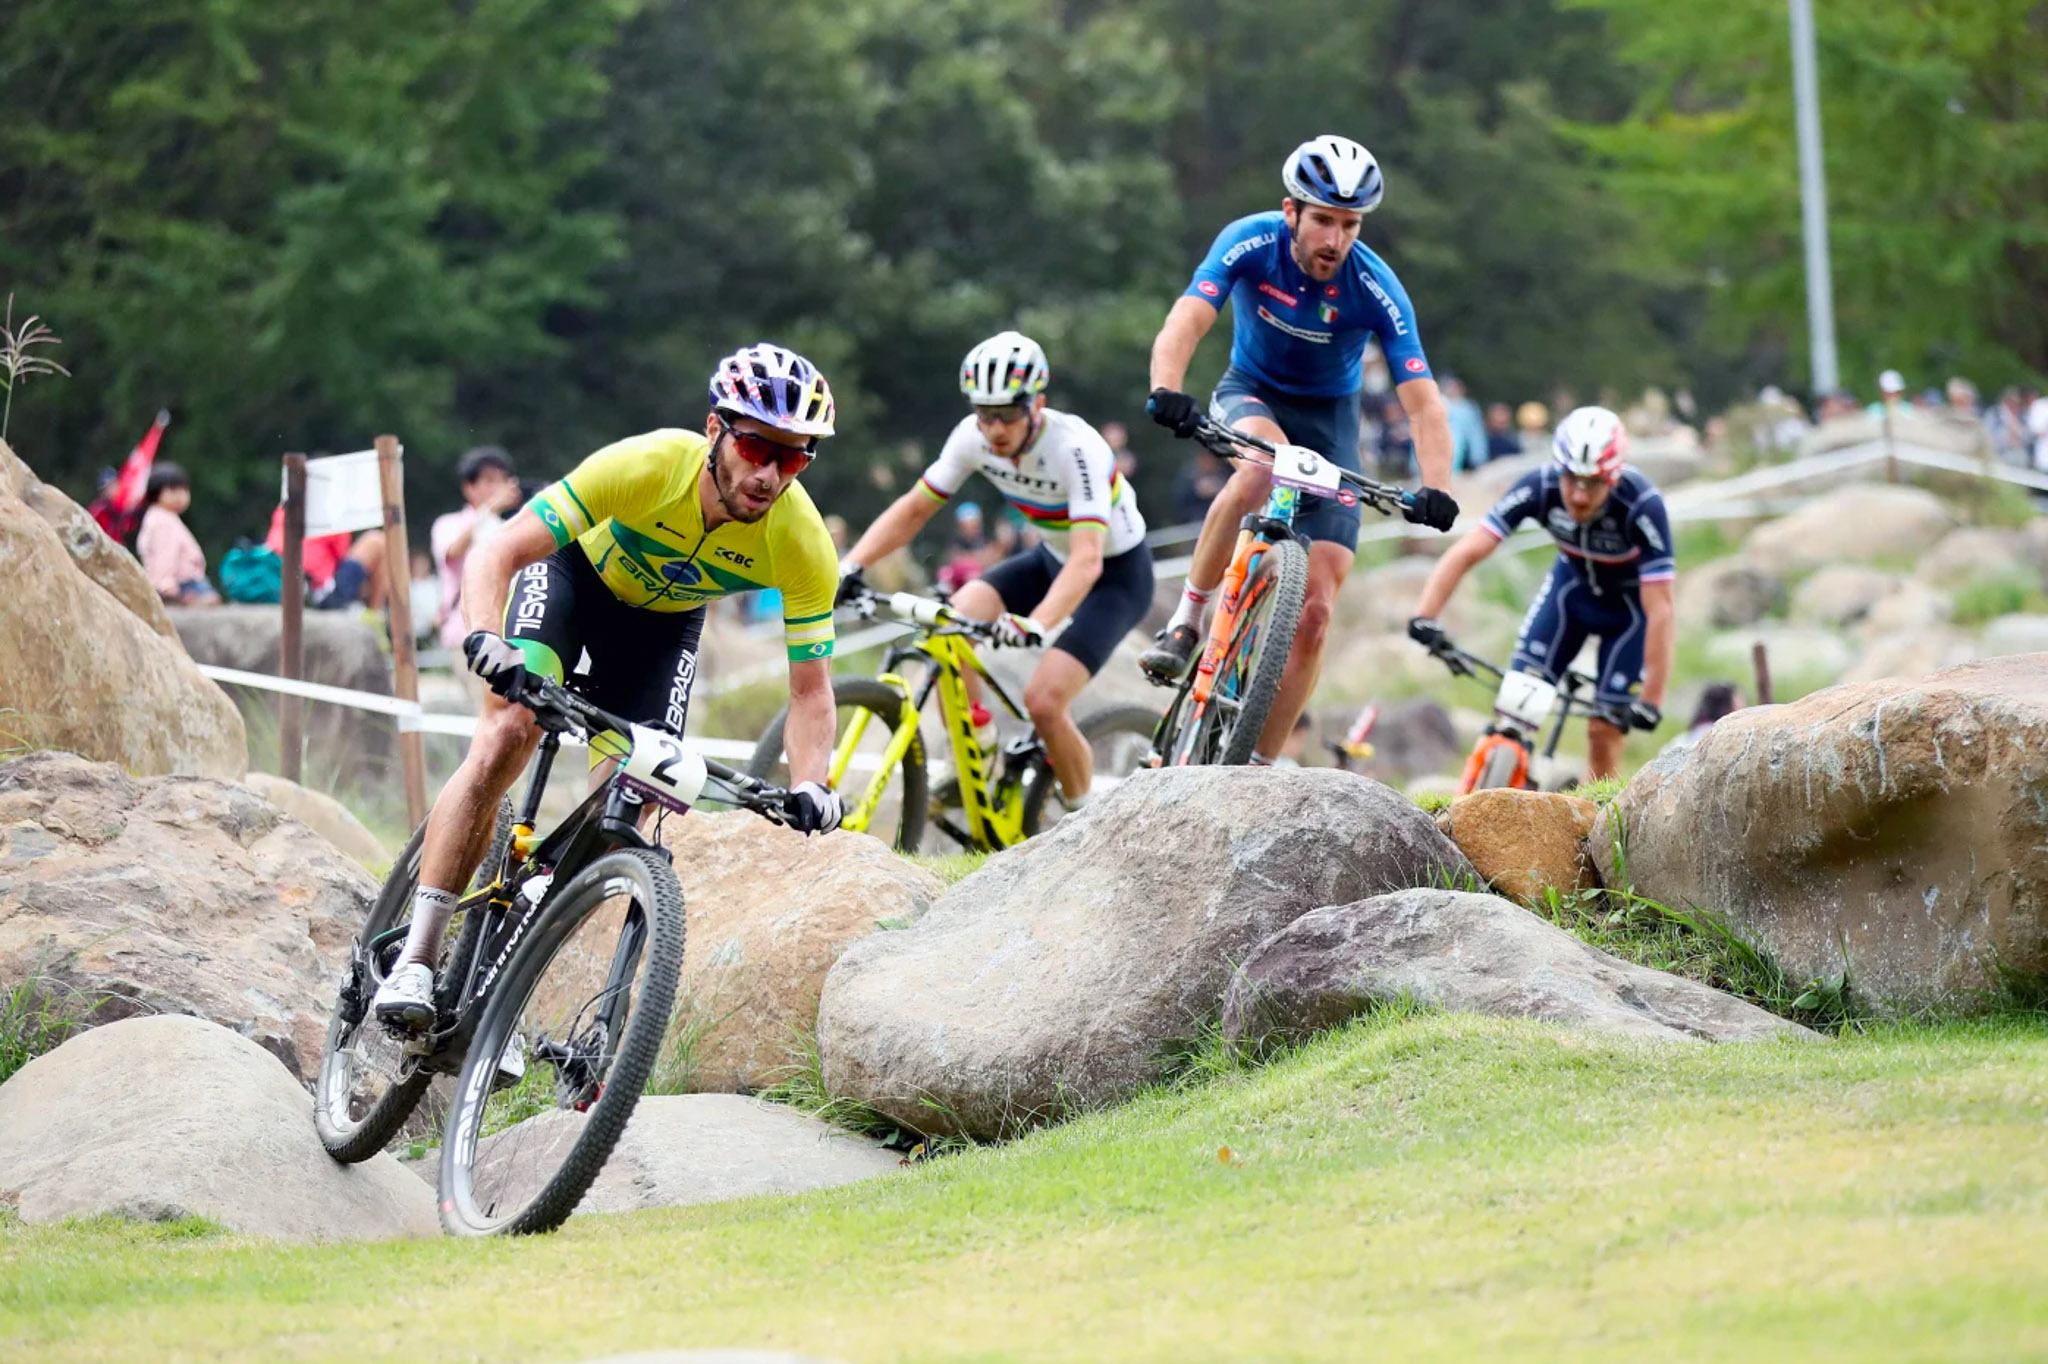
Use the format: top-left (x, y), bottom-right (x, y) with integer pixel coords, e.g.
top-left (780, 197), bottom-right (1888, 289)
top-left (1408, 406), bottom-right (1677, 780)
top-left (1143, 134), bottom-right (1460, 764)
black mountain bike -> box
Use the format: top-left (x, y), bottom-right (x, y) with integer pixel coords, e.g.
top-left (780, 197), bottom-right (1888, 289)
top-left (312, 672), bottom-right (793, 1236)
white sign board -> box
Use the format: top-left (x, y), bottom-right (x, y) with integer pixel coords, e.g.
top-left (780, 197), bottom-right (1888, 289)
top-left (286, 448), bottom-right (391, 537)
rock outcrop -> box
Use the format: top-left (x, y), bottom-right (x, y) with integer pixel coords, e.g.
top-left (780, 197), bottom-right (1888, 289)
top-left (0, 1015), bottom-right (436, 1240)
top-left (1743, 484), bottom-right (1954, 576)
top-left (1592, 655), bottom-right (2048, 1011)
top-left (657, 816), bottom-right (944, 1093)
top-left (0, 443), bottom-right (245, 777)
top-left (1435, 789), bottom-right (1599, 906)
top-left (241, 772), bottom-right (389, 870)
top-left (817, 766), bottom-right (1474, 1139)
top-left (446, 1094), bottom-right (898, 1217)
top-left (168, 605), bottom-right (394, 788)
top-left (1221, 889), bottom-right (1810, 1046)
top-left (0, 751), bottom-right (374, 1077)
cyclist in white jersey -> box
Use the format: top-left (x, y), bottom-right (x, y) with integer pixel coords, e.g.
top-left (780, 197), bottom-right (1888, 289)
top-left (840, 331), bottom-right (1155, 806)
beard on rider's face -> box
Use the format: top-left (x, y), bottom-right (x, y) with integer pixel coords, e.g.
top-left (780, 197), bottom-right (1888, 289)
top-left (718, 449), bottom-right (782, 522)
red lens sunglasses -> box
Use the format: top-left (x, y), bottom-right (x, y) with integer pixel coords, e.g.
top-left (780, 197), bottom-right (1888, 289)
top-left (719, 417), bottom-right (815, 478)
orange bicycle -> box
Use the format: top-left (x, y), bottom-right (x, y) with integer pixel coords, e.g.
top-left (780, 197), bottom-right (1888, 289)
top-left (1149, 415), bottom-right (1414, 767)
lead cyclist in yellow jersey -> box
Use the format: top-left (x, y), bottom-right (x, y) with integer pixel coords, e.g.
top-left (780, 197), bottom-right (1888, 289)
top-left (372, 343), bottom-right (845, 1026)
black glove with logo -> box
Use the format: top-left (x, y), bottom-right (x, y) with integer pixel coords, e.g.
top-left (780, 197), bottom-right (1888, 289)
top-left (463, 630), bottom-right (528, 700)
top-left (1403, 487), bottom-right (1460, 532)
top-left (1406, 616), bottom-right (1447, 652)
top-left (1625, 699), bottom-right (1663, 733)
top-left (1147, 388), bottom-right (1202, 439)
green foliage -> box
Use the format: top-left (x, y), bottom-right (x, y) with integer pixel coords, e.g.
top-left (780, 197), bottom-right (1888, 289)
top-left (754, 1027), bottom-right (941, 1152)
top-left (0, 972), bottom-right (96, 1086)
top-left (1569, 0), bottom-right (2048, 392)
top-left (905, 851), bottom-right (989, 887)
top-left (1951, 570), bottom-right (2048, 626)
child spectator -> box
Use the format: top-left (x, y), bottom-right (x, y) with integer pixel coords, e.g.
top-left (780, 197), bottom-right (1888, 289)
top-left (431, 445), bottom-right (522, 650)
top-left (135, 463), bottom-right (220, 605)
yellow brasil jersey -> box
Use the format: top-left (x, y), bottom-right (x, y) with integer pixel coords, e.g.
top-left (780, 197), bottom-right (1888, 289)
top-left (529, 429), bottom-right (838, 662)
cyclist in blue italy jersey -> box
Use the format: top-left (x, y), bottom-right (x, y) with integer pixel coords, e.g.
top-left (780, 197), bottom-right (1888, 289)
top-left (1143, 134), bottom-right (1460, 764)
top-left (1407, 406), bottom-right (1676, 780)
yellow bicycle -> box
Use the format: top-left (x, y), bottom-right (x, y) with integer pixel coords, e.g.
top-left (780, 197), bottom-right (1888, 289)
top-left (747, 583), bottom-right (1160, 852)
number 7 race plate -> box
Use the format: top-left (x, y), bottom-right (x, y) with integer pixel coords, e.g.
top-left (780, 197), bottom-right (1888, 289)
top-left (619, 724), bottom-right (708, 813)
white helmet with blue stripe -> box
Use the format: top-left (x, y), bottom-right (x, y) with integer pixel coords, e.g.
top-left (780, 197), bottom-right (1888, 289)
top-left (1282, 135), bottom-right (1384, 214)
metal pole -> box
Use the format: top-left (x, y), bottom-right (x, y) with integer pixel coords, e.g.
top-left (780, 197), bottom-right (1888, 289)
top-left (1789, 0), bottom-right (1839, 397)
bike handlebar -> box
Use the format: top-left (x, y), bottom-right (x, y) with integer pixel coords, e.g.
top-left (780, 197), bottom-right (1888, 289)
top-left (1418, 635), bottom-right (1619, 724)
top-left (1187, 414), bottom-right (1415, 517)
top-left (841, 582), bottom-right (1034, 648)
top-left (503, 672), bottom-right (790, 819)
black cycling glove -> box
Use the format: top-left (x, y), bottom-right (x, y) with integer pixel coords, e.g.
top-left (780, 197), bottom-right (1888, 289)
top-left (1407, 616), bottom-right (1447, 651)
top-left (783, 781), bottom-right (844, 835)
top-left (1403, 487), bottom-right (1460, 533)
top-left (1147, 388), bottom-right (1202, 439)
top-left (1625, 700), bottom-right (1663, 733)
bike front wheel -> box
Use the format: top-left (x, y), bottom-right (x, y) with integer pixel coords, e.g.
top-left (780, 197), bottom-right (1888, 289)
top-left (748, 677), bottom-right (926, 853)
top-left (437, 846), bottom-right (685, 1236)
top-left (1198, 537), bottom-right (1309, 767)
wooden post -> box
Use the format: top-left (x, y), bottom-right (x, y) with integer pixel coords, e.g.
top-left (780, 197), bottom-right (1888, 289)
top-left (279, 454), bottom-right (307, 783)
top-left (1751, 641), bottom-right (1774, 706)
top-left (376, 436), bottom-right (428, 828)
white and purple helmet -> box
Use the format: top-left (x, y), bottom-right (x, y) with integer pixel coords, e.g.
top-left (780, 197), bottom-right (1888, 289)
top-left (708, 343), bottom-right (836, 444)
top-left (1553, 405), bottom-right (1628, 485)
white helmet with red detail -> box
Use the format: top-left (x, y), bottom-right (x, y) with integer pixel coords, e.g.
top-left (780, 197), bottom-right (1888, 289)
top-left (1552, 405), bottom-right (1628, 485)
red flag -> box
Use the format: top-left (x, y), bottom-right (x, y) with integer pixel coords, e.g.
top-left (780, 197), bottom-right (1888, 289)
top-left (112, 409), bottom-right (171, 513)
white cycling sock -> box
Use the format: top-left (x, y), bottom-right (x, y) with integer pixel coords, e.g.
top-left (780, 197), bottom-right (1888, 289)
top-left (398, 887), bottom-right (459, 970)
top-left (1248, 751), bottom-right (1275, 766)
top-left (1167, 584), bottom-right (1213, 635)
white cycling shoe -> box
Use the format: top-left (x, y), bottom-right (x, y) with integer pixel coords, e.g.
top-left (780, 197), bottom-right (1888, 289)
top-left (493, 1032), bottom-right (526, 1089)
top-left (372, 961), bottom-right (436, 1029)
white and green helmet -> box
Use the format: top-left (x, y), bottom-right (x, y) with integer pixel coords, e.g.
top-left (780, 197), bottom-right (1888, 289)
top-left (960, 330), bottom-right (1050, 406)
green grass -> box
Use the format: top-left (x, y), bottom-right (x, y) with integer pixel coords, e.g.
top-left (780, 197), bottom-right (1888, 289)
top-left (907, 850), bottom-right (989, 886)
top-left (0, 973), bottom-right (96, 1087)
top-left (3, 1010), bottom-right (2044, 1362)
top-left (1951, 571), bottom-right (2048, 627)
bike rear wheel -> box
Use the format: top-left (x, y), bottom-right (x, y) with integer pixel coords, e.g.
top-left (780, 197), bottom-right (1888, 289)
top-left (314, 798), bottom-right (512, 1164)
top-left (1019, 703), bottom-right (1163, 835)
top-left (1199, 537), bottom-right (1308, 767)
top-left (748, 677), bottom-right (926, 852)
top-left (437, 846), bottom-right (685, 1236)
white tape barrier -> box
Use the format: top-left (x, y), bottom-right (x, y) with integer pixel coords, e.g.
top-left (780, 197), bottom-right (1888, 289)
top-left (194, 664), bottom-right (763, 762)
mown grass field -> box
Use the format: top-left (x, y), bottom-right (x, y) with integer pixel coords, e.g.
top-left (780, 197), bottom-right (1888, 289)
top-left (4, 1009), bottom-right (2045, 1363)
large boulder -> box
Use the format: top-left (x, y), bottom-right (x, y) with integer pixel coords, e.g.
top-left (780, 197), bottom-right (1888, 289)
top-left (1678, 557), bottom-right (1785, 631)
top-left (1789, 565), bottom-right (1902, 629)
top-left (1979, 614), bottom-right (2048, 659)
top-left (656, 816), bottom-right (944, 1093)
top-left (0, 751), bottom-right (374, 1078)
top-left (168, 605), bottom-right (394, 789)
top-left (0, 447), bottom-right (245, 778)
top-left (448, 1095), bottom-right (897, 1217)
top-left (241, 772), bottom-right (389, 870)
top-left (1841, 629), bottom-right (1976, 685)
top-left (1220, 890), bottom-right (1810, 1046)
top-left (1591, 655), bottom-right (2048, 1011)
top-left (1857, 579), bottom-right (1953, 637)
top-left (0, 1015), bottom-right (436, 1240)
top-left (1915, 528), bottom-right (2036, 591)
top-left (1435, 789), bottom-right (1598, 907)
top-left (816, 766), bottom-right (1475, 1139)
top-left (0, 440), bottom-right (174, 637)
top-left (1742, 485), bottom-right (1955, 576)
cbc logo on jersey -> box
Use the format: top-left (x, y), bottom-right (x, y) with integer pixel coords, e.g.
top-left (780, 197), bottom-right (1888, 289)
top-left (1405, 357), bottom-right (1427, 374)
top-left (1197, 280), bottom-right (1221, 299)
